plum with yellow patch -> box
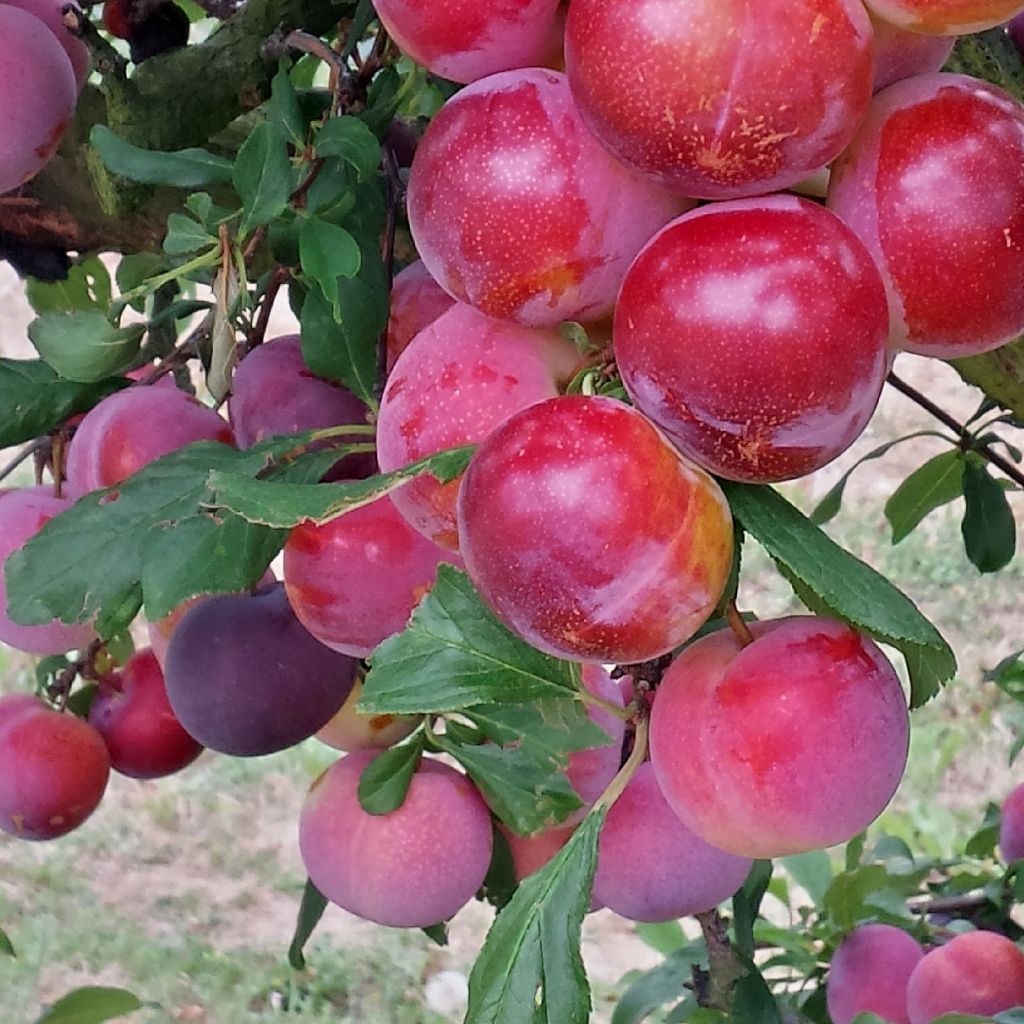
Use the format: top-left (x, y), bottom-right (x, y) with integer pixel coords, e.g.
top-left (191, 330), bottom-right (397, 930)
top-left (650, 617), bottom-right (909, 858)
top-left (864, 0), bottom-right (1024, 34)
top-left (408, 69), bottom-right (684, 328)
top-left (457, 396), bottom-right (734, 664)
top-left (315, 678), bottom-right (420, 752)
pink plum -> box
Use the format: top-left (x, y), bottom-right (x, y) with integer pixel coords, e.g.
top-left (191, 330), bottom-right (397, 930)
top-left (376, 303), bottom-right (578, 550)
top-left (593, 763), bottom-right (751, 923)
top-left (299, 753), bottom-right (493, 927)
top-left (650, 617), bottom-right (910, 858)
top-left (826, 924), bottom-right (924, 1024)
top-left (906, 931), bottom-right (1024, 1023)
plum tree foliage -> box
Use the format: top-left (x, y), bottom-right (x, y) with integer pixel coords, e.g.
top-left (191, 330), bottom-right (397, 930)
top-left (2, 1), bottom-right (1024, 1023)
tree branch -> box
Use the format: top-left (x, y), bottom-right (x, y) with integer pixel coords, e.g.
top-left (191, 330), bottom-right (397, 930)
top-left (887, 371), bottom-right (1024, 489)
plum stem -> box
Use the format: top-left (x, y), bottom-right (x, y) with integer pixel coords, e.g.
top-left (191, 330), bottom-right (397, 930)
top-left (594, 716), bottom-right (648, 813)
top-left (578, 689), bottom-right (635, 723)
top-left (887, 371), bottom-right (1024, 489)
top-left (726, 601), bottom-right (755, 648)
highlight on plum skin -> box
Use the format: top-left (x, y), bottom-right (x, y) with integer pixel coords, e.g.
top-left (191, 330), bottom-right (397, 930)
top-left (593, 763), bottom-right (752, 924)
top-left (0, 695), bottom-right (110, 841)
top-left (864, 0), bottom-right (1024, 34)
top-left (649, 617), bottom-right (910, 859)
top-left (614, 196), bottom-right (890, 484)
top-left (315, 677), bottom-right (420, 753)
top-left (283, 494), bottom-right (455, 658)
top-left (376, 303), bottom-right (579, 550)
top-left (88, 648), bottom-right (203, 780)
top-left (386, 261), bottom-right (456, 372)
top-left (905, 930), bottom-right (1024, 1024)
top-left (0, 7), bottom-right (78, 196)
top-left (826, 924), bottom-right (924, 1024)
top-left (299, 753), bottom-right (493, 928)
top-left (4, 0), bottom-right (90, 90)
top-left (828, 73), bottom-right (1024, 359)
top-left (870, 16), bottom-right (955, 93)
top-left (407, 69), bottom-right (685, 329)
top-left (227, 335), bottom-right (373, 479)
top-left (1000, 782), bottom-right (1024, 862)
top-left (164, 583), bottom-right (358, 757)
top-left (373, 0), bottom-right (562, 85)
top-left (564, 0), bottom-right (874, 200)
top-left (66, 386), bottom-right (235, 497)
top-left (0, 487), bottom-right (97, 655)
top-left (457, 396), bottom-right (735, 665)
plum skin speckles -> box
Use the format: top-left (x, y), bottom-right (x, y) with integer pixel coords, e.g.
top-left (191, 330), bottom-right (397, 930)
top-left (408, 69), bottom-right (685, 328)
top-left (564, 0), bottom-right (874, 199)
top-left (457, 395), bottom-right (735, 664)
top-left (615, 195), bottom-right (890, 483)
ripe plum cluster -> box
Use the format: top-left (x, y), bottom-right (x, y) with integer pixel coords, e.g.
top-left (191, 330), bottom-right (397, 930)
top-left (3, 2), bottom-right (1024, 1002)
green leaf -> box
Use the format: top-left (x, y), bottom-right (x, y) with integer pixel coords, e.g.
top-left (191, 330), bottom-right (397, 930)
top-left (885, 450), bottom-right (966, 543)
top-left (300, 248), bottom-right (388, 408)
top-left (961, 459), bottom-right (1017, 573)
top-left (732, 861), bottom-right (773, 961)
top-left (436, 735), bottom-right (583, 835)
top-left (633, 922), bottom-right (688, 957)
top-left (269, 65), bottom-right (306, 147)
top-left (464, 698), bottom-right (609, 771)
top-left (287, 878), bottom-right (328, 971)
top-left (363, 566), bottom-right (579, 715)
top-left (422, 922), bottom-right (449, 947)
top-left (90, 124), bottom-right (232, 188)
top-left (233, 122), bottom-right (294, 233)
top-left (314, 116), bottom-right (382, 181)
top-left (299, 217), bottom-right (362, 317)
top-left (207, 446), bottom-right (475, 529)
top-left (29, 312), bottom-right (144, 383)
top-left (823, 864), bottom-right (891, 929)
top-left (27, 257), bottom-right (112, 314)
top-left (781, 851), bottom-right (833, 907)
top-left (812, 433), bottom-right (946, 525)
top-left (730, 953), bottom-right (780, 1024)
top-left (357, 734), bottom-right (424, 815)
top-left (0, 360), bottom-right (126, 448)
top-left (465, 811), bottom-right (603, 1024)
top-left (722, 482), bottom-right (956, 707)
top-left (0, 926), bottom-right (14, 957)
top-left (35, 986), bottom-right (143, 1023)
top-left (611, 945), bottom-right (706, 1024)
top-left (163, 214), bottom-right (217, 257)
top-left (6, 436), bottom-right (344, 637)
top-left (116, 253), bottom-right (166, 300)
top-left (478, 823), bottom-right (518, 911)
